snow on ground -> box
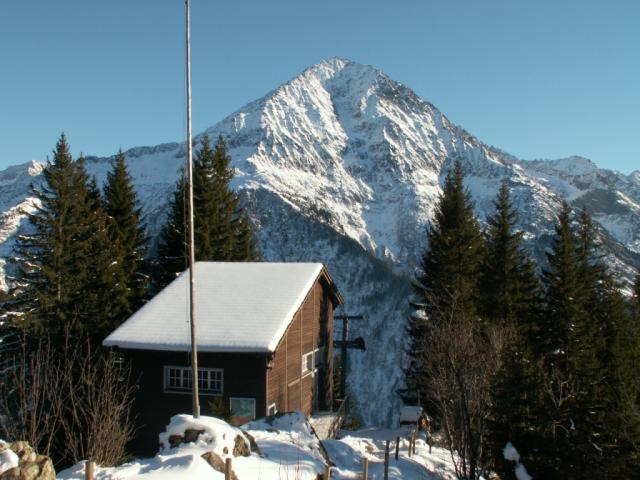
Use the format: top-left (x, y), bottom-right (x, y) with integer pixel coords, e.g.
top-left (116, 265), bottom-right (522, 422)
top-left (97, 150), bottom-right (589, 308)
top-left (328, 427), bottom-right (456, 480)
top-left (0, 441), bottom-right (19, 475)
top-left (57, 414), bottom-right (459, 479)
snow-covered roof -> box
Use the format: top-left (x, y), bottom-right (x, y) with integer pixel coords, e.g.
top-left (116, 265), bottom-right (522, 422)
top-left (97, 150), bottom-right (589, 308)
top-left (103, 262), bottom-right (340, 353)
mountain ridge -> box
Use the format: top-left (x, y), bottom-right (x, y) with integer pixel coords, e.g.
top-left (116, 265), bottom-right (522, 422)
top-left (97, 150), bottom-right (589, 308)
top-left (1, 58), bottom-right (638, 424)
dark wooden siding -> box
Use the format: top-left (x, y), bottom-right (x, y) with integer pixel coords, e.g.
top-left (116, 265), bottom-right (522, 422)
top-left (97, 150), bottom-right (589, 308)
top-left (124, 349), bottom-right (267, 455)
top-left (266, 274), bottom-right (337, 416)
top-left (122, 268), bottom-right (339, 454)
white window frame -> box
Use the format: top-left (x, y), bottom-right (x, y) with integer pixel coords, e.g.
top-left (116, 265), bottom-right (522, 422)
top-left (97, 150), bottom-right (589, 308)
top-left (267, 403), bottom-right (277, 416)
top-left (229, 397), bottom-right (256, 421)
top-left (302, 348), bottom-right (320, 377)
top-left (163, 366), bottom-right (223, 394)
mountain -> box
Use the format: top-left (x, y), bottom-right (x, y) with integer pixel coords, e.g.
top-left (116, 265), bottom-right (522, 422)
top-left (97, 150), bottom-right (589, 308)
top-left (1, 58), bottom-right (639, 425)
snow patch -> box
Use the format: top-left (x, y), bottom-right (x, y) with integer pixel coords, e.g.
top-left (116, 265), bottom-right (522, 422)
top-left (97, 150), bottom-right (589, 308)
top-left (0, 442), bottom-right (19, 475)
top-left (158, 414), bottom-right (250, 457)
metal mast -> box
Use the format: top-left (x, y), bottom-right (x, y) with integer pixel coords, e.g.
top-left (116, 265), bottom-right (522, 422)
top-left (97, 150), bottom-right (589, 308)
top-left (185, 0), bottom-right (200, 418)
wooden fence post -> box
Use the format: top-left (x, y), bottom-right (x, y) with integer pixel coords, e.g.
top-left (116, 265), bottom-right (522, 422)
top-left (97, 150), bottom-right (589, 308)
top-left (395, 436), bottom-right (400, 460)
top-left (85, 460), bottom-right (94, 480)
top-left (225, 458), bottom-right (232, 480)
top-left (384, 439), bottom-right (390, 480)
top-left (362, 458), bottom-right (369, 479)
top-left (412, 430), bottom-right (417, 455)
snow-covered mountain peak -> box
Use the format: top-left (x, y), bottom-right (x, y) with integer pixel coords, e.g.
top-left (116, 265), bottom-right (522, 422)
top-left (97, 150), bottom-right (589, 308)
top-left (525, 155), bottom-right (599, 177)
top-left (1, 59), bottom-right (639, 425)
top-left (0, 160), bottom-right (44, 184)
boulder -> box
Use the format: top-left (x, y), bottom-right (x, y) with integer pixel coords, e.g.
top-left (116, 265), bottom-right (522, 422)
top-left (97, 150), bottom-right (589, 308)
top-left (0, 442), bottom-right (54, 480)
top-left (232, 434), bottom-right (251, 457)
top-left (184, 429), bottom-right (205, 443)
top-left (200, 452), bottom-right (238, 480)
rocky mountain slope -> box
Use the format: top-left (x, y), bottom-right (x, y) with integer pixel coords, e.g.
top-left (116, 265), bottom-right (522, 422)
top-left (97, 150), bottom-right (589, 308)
top-left (1, 58), bottom-right (638, 425)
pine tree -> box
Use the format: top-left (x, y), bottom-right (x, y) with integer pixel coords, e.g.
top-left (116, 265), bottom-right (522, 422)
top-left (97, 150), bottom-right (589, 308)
top-left (573, 212), bottom-right (640, 476)
top-left (10, 135), bottom-right (122, 343)
top-left (532, 207), bottom-right (640, 477)
top-left (406, 159), bottom-right (483, 409)
top-left (480, 182), bottom-right (541, 329)
top-left (154, 135), bottom-right (259, 289)
top-left (417, 159), bottom-right (483, 317)
top-left (103, 150), bottom-right (148, 314)
top-left (234, 210), bottom-right (260, 261)
top-left (634, 270), bottom-right (640, 312)
top-left (481, 182), bottom-right (544, 477)
top-left (155, 172), bottom-right (188, 288)
top-left (539, 202), bottom-right (585, 361)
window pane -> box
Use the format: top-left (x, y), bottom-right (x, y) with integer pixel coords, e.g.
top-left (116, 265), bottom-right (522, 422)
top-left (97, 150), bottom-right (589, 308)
top-left (165, 366), bottom-right (222, 393)
top-left (230, 398), bottom-right (256, 422)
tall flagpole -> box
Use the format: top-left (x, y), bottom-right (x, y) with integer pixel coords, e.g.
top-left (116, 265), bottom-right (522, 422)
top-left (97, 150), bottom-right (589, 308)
top-left (185, 0), bottom-right (200, 418)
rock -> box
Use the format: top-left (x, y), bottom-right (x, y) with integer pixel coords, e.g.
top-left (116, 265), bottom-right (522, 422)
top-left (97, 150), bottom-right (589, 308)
top-left (232, 434), bottom-right (250, 457)
top-left (184, 429), bottom-right (205, 443)
top-left (168, 435), bottom-right (183, 448)
top-left (36, 460), bottom-right (55, 480)
top-left (7, 443), bottom-right (30, 458)
top-left (0, 442), bottom-right (54, 480)
top-left (18, 451), bottom-right (36, 465)
top-left (20, 463), bottom-right (39, 480)
top-left (200, 452), bottom-right (238, 480)
top-left (0, 467), bottom-right (20, 479)
top-left (243, 431), bottom-right (261, 455)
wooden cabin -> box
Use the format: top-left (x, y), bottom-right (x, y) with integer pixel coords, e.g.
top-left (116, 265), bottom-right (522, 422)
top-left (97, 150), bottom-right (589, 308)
top-left (103, 262), bottom-right (343, 453)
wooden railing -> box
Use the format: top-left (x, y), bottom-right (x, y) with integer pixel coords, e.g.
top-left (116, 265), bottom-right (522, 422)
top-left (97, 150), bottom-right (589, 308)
top-left (326, 396), bottom-right (349, 439)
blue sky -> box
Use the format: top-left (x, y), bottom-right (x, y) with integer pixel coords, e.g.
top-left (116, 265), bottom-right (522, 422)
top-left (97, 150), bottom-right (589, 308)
top-left (1, 0), bottom-right (638, 173)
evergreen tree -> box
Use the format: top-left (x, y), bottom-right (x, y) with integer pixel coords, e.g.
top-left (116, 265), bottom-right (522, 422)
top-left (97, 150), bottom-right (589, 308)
top-left (481, 182), bottom-right (544, 477)
top-left (480, 181), bottom-right (541, 329)
top-left (10, 135), bottom-right (121, 344)
top-left (539, 202), bottom-right (585, 361)
top-left (417, 159), bottom-right (484, 317)
top-left (531, 206), bottom-right (640, 477)
top-left (233, 210), bottom-right (260, 261)
top-left (406, 159), bottom-right (483, 410)
top-left (634, 269), bottom-right (640, 312)
top-left (154, 135), bottom-right (259, 289)
top-left (155, 172), bottom-right (188, 288)
top-left (103, 150), bottom-right (148, 313)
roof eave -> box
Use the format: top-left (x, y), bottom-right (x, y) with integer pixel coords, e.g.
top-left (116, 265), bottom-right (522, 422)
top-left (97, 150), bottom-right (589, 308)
top-left (102, 340), bottom-right (272, 354)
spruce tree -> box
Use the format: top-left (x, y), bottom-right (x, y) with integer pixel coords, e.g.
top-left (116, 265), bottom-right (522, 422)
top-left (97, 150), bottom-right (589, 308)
top-left (480, 182), bottom-right (540, 329)
top-left (103, 150), bottom-right (148, 314)
top-left (406, 159), bottom-right (483, 410)
top-left (11, 135), bottom-right (121, 343)
top-left (533, 207), bottom-right (640, 477)
top-left (482, 182), bottom-right (543, 477)
top-left (154, 135), bottom-right (259, 289)
top-left (573, 212), bottom-right (640, 476)
top-left (417, 159), bottom-right (483, 317)
top-left (155, 172), bottom-right (188, 288)
top-left (539, 202), bottom-right (585, 361)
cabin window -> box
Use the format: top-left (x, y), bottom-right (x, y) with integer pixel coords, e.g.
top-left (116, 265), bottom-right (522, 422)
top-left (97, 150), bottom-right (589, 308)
top-left (164, 366), bottom-right (223, 394)
top-left (267, 403), bottom-right (277, 416)
top-left (230, 397), bottom-right (256, 423)
top-left (302, 348), bottom-right (320, 375)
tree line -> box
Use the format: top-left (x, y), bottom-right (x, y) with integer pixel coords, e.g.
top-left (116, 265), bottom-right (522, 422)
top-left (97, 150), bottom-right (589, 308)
top-left (405, 160), bottom-right (640, 479)
top-left (0, 132), bottom-right (259, 467)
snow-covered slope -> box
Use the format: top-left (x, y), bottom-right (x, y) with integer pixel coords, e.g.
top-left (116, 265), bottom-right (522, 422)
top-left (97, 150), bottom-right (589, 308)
top-left (1, 58), bottom-right (639, 425)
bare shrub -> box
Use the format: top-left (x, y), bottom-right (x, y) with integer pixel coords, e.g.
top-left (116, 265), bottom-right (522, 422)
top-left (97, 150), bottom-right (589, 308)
top-left (0, 338), bottom-right (63, 457)
top-left (423, 294), bottom-right (505, 480)
top-left (57, 343), bottom-right (137, 466)
top-left (0, 336), bottom-right (136, 467)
